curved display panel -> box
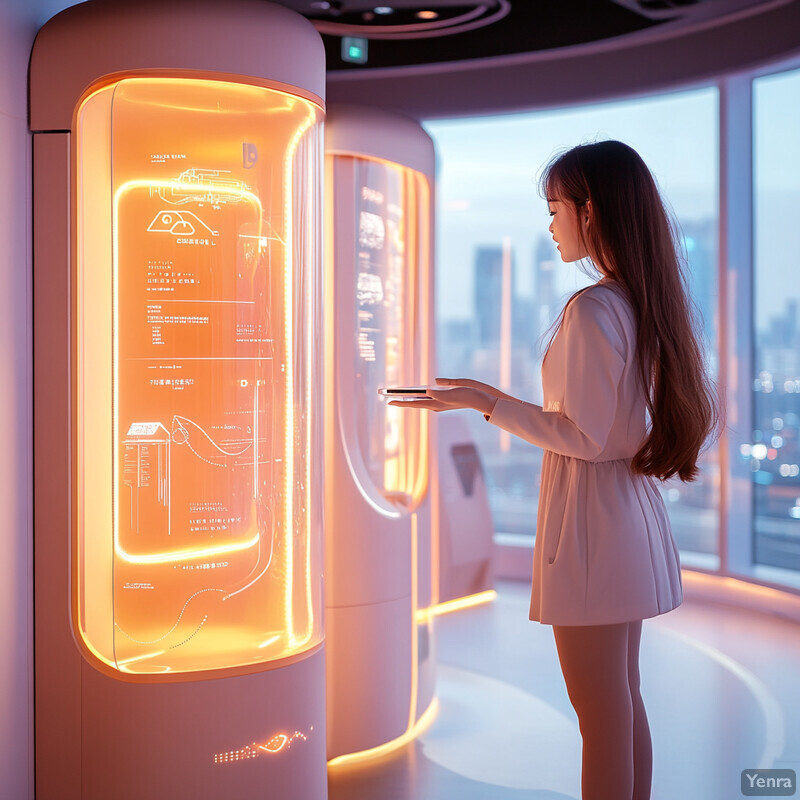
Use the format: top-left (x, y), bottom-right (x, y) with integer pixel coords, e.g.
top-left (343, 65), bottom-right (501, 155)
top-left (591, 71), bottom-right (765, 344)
top-left (341, 155), bottom-right (431, 513)
top-left (75, 77), bottom-right (323, 676)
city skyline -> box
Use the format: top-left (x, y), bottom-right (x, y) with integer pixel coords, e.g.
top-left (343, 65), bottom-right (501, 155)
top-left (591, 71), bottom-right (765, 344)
top-left (426, 77), bottom-right (800, 564)
top-left (424, 76), bottom-right (800, 329)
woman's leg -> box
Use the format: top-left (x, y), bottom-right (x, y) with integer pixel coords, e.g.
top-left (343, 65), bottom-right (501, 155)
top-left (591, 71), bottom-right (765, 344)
top-left (627, 620), bottom-right (652, 800)
top-left (553, 622), bottom-right (634, 800)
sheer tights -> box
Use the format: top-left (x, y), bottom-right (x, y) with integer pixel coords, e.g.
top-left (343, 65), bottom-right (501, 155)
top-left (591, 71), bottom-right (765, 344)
top-left (553, 620), bottom-right (652, 800)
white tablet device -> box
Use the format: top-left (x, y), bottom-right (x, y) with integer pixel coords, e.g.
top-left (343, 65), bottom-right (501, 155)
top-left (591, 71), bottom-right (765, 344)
top-left (377, 386), bottom-right (430, 398)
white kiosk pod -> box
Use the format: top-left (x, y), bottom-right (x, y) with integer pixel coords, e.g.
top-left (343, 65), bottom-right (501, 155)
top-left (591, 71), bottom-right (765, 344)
top-left (324, 104), bottom-right (438, 761)
top-left (31, 2), bottom-right (326, 798)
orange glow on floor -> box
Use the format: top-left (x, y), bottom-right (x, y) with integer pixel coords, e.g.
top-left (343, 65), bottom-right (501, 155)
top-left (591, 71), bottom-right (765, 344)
top-left (416, 589), bottom-right (497, 622)
top-left (327, 698), bottom-right (439, 770)
top-left (683, 570), bottom-right (800, 611)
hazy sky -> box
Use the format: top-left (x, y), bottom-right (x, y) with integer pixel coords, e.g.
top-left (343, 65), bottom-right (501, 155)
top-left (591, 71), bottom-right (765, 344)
top-left (424, 73), bottom-right (800, 329)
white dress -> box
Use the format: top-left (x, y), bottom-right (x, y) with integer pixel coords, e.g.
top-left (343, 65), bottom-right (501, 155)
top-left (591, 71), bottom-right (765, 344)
top-left (487, 281), bottom-right (682, 626)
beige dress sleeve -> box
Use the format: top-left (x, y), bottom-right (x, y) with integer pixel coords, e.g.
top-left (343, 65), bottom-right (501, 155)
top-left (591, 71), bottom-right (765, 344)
top-left (486, 289), bottom-right (627, 460)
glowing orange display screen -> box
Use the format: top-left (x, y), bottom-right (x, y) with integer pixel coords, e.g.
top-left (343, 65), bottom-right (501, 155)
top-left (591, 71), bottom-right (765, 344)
top-left (75, 77), bottom-right (323, 676)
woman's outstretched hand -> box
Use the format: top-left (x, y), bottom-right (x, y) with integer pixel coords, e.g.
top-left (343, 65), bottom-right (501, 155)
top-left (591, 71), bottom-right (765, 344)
top-left (434, 377), bottom-right (519, 402)
top-left (388, 377), bottom-right (499, 416)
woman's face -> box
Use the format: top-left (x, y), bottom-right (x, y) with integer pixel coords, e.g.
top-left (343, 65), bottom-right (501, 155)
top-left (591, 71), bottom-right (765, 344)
top-left (548, 197), bottom-right (589, 263)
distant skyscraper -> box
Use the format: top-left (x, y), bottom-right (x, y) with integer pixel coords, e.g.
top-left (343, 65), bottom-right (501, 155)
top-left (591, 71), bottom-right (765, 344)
top-left (474, 244), bottom-right (515, 348)
top-left (534, 235), bottom-right (558, 336)
top-left (438, 317), bottom-right (478, 377)
top-left (681, 218), bottom-right (716, 347)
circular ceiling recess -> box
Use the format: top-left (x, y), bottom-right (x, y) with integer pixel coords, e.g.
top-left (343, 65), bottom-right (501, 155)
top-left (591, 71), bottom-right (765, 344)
top-left (302, 2), bottom-right (511, 40)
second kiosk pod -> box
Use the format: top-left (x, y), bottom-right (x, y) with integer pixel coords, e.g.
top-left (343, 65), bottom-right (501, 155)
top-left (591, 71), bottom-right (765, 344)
top-left (324, 105), bottom-right (438, 761)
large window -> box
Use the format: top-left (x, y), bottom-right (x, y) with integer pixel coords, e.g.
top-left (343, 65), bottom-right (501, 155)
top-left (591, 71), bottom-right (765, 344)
top-left (425, 87), bottom-right (720, 560)
top-left (752, 67), bottom-right (800, 577)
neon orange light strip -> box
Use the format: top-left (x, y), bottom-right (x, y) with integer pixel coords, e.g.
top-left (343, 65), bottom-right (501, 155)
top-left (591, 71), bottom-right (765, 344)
top-left (327, 697), bottom-right (439, 770)
top-left (283, 107), bottom-right (317, 648)
top-left (416, 589), bottom-right (497, 622)
top-left (499, 236), bottom-right (512, 453)
top-left (302, 135), bottom-right (316, 644)
top-left (408, 512), bottom-right (420, 730)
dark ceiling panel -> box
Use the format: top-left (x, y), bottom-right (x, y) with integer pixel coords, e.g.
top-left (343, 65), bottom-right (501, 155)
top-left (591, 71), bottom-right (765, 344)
top-left (312, 1), bottom-right (661, 69)
top-left (324, 0), bottom-right (800, 119)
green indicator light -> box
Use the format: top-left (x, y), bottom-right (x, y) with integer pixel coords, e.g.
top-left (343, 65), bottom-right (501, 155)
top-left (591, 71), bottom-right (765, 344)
top-left (342, 36), bottom-right (368, 65)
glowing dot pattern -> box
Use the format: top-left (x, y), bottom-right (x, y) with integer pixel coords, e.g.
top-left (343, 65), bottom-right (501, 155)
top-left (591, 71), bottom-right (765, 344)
top-left (214, 731), bottom-right (308, 764)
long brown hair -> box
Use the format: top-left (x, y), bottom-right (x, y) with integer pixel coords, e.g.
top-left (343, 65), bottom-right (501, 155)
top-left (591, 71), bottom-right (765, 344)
top-left (540, 140), bottom-right (721, 482)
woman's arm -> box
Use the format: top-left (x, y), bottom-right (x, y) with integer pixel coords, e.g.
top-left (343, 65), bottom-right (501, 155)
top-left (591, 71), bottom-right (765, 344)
top-left (487, 292), bottom-right (626, 459)
top-left (486, 396), bottom-right (615, 459)
top-left (432, 377), bottom-right (520, 403)
top-left (394, 290), bottom-right (627, 461)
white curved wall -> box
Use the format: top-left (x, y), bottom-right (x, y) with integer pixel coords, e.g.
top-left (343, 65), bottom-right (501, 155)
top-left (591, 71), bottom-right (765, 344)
top-left (0, 4), bottom-right (76, 798)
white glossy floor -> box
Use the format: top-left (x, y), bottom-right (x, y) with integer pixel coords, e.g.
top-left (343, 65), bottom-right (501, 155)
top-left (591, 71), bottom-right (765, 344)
top-left (328, 579), bottom-right (800, 800)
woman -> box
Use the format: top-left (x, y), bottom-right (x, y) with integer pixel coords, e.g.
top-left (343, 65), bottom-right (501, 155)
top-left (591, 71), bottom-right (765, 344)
top-left (392, 140), bottom-right (720, 800)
